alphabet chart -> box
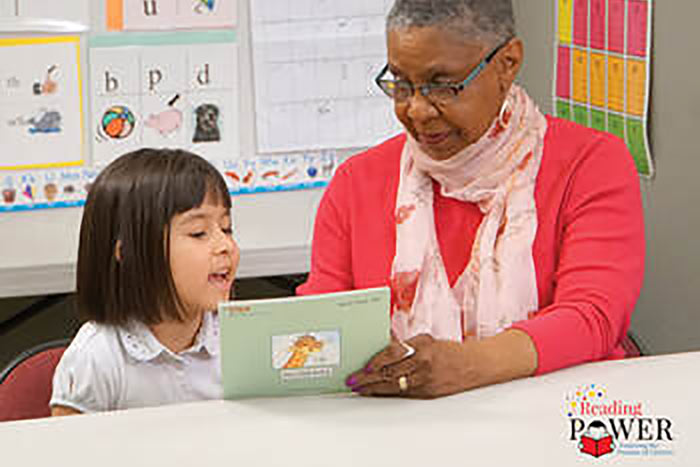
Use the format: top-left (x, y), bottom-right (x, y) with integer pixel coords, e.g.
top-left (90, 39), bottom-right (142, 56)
top-left (90, 32), bottom-right (239, 166)
top-left (250, 0), bottom-right (401, 154)
top-left (554, 0), bottom-right (654, 177)
top-left (1, 0), bottom-right (385, 213)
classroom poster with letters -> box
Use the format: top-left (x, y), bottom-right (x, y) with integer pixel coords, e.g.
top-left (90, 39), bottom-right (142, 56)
top-left (554, 0), bottom-right (654, 177)
top-left (250, 0), bottom-right (402, 154)
top-left (0, 36), bottom-right (85, 171)
top-left (106, 0), bottom-right (237, 31)
top-left (90, 31), bottom-right (240, 166)
top-left (0, 1), bottom-right (341, 213)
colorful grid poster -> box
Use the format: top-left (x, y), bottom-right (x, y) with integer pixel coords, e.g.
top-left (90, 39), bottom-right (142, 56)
top-left (554, 0), bottom-right (653, 177)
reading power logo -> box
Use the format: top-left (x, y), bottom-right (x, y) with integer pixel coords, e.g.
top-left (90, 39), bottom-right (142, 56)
top-left (564, 384), bottom-right (675, 459)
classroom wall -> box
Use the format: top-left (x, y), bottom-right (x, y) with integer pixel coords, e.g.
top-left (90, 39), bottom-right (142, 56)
top-left (514, 1), bottom-right (700, 355)
top-left (0, 0), bottom-right (328, 298)
top-left (3, 1), bottom-right (699, 359)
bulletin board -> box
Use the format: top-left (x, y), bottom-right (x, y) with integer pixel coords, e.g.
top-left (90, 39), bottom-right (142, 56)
top-left (0, 0), bottom-right (401, 213)
top-left (553, 0), bottom-right (654, 177)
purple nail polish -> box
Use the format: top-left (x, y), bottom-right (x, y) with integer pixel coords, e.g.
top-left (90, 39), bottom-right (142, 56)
top-left (351, 387), bottom-right (362, 393)
top-left (364, 365), bottom-right (373, 374)
top-left (346, 376), bottom-right (358, 387)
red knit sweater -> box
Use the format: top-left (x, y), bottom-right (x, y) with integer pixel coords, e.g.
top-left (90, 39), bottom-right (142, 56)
top-left (298, 116), bottom-right (645, 375)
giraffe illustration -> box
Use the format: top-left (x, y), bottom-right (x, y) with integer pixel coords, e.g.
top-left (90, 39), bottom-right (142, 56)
top-left (282, 335), bottom-right (324, 369)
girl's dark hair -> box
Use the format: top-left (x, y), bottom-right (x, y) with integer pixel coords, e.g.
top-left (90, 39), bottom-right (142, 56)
top-left (77, 148), bottom-right (231, 326)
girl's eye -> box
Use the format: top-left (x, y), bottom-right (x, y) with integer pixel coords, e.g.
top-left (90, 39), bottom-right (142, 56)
top-left (189, 232), bottom-right (206, 239)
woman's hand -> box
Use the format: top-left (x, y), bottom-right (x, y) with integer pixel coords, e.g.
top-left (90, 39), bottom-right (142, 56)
top-left (345, 330), bottom-right (538, 399)
top-left (345, 334), bottom-right (479, 399)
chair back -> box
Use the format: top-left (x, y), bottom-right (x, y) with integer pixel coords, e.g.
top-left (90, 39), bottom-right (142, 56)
top-left (0, 339), bottom-right (70, 422)
top-left (621, 333), bottom-right (643, 358)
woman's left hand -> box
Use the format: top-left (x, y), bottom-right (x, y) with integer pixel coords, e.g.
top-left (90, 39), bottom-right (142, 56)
top-left (345, 334), bottom-right (482, 399)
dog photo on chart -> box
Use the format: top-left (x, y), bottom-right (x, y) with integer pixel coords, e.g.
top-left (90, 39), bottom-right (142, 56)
top-left (193, 103), bottom-right (221, 143)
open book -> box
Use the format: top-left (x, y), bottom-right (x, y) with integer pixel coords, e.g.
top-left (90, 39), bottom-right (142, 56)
top-left (218, 287), bottom-right (390, 399)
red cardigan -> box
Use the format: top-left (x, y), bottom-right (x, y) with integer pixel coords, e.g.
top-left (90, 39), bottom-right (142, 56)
top-left (298, 116), bottom-right (645, 375)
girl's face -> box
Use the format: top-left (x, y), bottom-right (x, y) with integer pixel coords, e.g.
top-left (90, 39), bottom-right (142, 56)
top-left (168, 192), bottom-right (239, 317)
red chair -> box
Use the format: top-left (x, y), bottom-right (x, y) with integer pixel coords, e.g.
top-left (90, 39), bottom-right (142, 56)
top-left (621, 332), bottom-right (643, 358)
top-left (0, 339), bottom-right (70, 422)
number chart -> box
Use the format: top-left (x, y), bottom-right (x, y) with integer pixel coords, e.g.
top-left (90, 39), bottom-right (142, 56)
top-left (554, 0), bottom-right (653, 177)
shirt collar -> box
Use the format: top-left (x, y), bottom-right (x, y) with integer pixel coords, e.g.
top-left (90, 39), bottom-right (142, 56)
top-left (191, 311), bottom-right (220, 357)
top-left (119, 311), bottom-right (220, 362)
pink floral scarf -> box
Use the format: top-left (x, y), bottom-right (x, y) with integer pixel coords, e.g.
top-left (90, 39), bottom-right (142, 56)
top-left (390, 85), bottom-right (548, 341)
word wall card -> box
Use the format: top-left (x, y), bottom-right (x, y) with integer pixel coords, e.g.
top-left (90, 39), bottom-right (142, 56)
top-left (107, 0), bottom-right (237, 31)
top-left (554, 0), bottom-right (654, 177)
top-left (0, 36), bottom-right (85, 171)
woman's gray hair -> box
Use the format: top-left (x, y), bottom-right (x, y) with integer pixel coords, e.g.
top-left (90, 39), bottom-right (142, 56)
top-left (387, 0), bottom-right (515, 46)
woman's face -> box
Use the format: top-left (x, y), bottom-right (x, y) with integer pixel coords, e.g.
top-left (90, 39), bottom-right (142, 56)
top-left (387, 27), bottom-right (521, 161)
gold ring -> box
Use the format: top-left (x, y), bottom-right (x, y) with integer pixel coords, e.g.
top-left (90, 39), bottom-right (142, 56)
top-left (398, 375), bottom-right (409, 392)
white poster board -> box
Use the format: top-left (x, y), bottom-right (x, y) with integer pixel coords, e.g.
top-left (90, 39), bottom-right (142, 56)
top-left (0, 36), bottom-right (85, 171)
top-left (250, 0), bottom-right (401, 154)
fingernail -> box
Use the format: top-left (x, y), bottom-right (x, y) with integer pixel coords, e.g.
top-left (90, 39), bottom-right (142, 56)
top-left (351, 387), bottom-right (362, 393)
top-left (346, 376), bottom-right (358, 387)
top-left (364, 365), bottom-right (373, 374)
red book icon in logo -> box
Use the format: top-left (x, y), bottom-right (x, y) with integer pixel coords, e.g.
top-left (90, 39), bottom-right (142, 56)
top-left (579, 421), bottom-right (615, 458)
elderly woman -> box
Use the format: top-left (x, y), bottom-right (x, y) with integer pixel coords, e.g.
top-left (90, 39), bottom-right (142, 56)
top-left (298, 0), bottom-right (644, 398)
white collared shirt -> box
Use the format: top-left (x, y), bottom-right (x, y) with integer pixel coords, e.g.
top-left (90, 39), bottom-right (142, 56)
top-left (50, 311), bottom-right (221, 413)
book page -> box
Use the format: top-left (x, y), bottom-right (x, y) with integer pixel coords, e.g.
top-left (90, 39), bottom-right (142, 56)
top-left (219, 287), bottom-right (390, 399)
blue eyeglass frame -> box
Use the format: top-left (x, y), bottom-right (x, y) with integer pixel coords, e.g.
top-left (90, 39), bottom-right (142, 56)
top-left (375, 38), bottom-right (512, 102)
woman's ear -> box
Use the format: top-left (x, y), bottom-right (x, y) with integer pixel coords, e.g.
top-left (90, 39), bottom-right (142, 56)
top-left (114, 239), bottom-right (123, 262)
top-left (498, 38), bottom-right (524, 93)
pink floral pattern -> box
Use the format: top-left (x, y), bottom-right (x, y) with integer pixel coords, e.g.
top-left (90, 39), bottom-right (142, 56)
top-left (390, 270), bottom-right (420, 313)
top-left (395, 204), bottom-right (416, 225)
top-left (390, 85), bottom-right (546, 341)
top-left (489, 108), bottom-right (512, 139)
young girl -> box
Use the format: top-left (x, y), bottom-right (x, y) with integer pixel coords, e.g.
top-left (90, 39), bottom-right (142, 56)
top-left (50, 148), bottom-right (239, 415)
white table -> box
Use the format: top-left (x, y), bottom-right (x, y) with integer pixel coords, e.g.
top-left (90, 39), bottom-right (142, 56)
top-left (1, 352), bottom-right (697, 466)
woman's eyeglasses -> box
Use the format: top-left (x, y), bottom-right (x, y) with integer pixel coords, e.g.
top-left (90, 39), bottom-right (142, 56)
top-left (375, 39), bottom-right (511, 107)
